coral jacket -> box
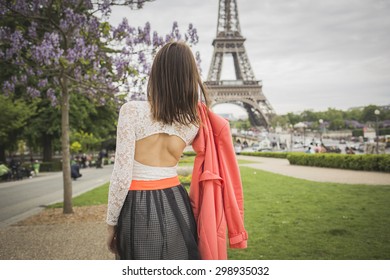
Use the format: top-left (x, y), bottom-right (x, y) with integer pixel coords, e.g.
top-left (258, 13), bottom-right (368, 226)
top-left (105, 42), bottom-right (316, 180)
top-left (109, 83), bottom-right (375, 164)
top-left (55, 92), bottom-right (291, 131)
top-left (190, 102), bottom-right (248, 260)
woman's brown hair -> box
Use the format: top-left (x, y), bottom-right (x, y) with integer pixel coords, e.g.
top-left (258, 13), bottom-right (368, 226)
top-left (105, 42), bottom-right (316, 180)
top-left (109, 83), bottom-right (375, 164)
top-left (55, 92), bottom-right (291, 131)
top-left (147, 41), bottom-right (209, 126)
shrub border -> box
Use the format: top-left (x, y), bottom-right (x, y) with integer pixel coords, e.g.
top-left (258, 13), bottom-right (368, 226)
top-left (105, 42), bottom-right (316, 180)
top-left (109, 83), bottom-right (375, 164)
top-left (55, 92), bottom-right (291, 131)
top-left (287, 153), bottom-right (390, 172)
top-left (239, 152), bottom-right (390, 173)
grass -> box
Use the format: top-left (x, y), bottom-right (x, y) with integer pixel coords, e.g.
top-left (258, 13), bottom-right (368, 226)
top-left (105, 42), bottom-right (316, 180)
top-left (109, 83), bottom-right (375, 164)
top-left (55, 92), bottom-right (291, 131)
top-left (49, 157), bottom-right (390, 259)
top-left (178, 155), bottom-right (255, 166)
top-left (178, 155), bottom-right (196, 166)
top-left (48, 183), bottom-right (109, 208)
top-left (228, 167), bottom-right (390, 260)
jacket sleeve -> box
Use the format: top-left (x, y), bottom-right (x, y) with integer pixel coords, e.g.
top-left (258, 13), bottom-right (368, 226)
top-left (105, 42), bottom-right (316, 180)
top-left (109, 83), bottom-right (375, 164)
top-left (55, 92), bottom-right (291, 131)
top-left (218, 123), bottom-right (248, 248)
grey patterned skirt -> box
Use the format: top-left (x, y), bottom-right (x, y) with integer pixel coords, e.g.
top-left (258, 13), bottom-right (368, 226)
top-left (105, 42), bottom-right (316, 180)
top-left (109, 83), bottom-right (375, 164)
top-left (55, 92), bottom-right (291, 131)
top-left (116, 185), bottom-right (199, 260)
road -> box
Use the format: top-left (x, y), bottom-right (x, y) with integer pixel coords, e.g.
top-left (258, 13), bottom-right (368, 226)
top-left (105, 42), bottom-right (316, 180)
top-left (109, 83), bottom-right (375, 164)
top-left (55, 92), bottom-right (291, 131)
top-left (0, 165), bottom-right (113, 228)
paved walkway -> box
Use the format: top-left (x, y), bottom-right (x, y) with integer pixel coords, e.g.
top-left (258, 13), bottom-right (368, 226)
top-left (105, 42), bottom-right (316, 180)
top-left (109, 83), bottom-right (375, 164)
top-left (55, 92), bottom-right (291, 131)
top-left (237, 155), bottom-right (390, 185)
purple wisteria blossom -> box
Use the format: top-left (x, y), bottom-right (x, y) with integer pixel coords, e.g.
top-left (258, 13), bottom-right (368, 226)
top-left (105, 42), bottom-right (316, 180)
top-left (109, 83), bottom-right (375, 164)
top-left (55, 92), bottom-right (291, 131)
top-left (2, 81), bottom-right (15, 96)
top-left (37, 79), bottom-right (48, 89)
top-left (46, 88), bottom-right (57, 106)
top-left (1, 0), bottom-right (201, 107)
top-left (185, 23), bottom-right (199, 45)
top-left (28, 21), bottom-right (38, 38)
top-left (27, 87), bottom-right (40, 98)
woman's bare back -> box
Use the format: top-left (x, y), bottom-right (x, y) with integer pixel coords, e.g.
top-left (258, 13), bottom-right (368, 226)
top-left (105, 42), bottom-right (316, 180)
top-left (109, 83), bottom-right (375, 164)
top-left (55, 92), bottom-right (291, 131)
top-left (134, 133), bottom-right (186, 167)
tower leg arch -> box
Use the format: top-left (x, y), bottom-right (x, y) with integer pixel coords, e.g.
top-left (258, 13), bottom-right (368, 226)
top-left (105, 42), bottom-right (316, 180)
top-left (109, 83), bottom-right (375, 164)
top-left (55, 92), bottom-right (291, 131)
top-left (210, 98), bottom-right (271, 128)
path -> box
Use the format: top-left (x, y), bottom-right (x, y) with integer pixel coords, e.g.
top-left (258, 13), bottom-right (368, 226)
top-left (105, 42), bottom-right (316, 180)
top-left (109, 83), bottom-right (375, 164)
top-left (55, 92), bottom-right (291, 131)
top-left (237, 155), bottom-right (390, 185)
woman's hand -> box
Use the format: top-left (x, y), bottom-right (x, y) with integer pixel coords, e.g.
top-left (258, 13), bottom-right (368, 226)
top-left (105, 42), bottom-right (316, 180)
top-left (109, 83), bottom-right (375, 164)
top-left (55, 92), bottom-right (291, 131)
top-left (106, 225), bottom-right (118, 255)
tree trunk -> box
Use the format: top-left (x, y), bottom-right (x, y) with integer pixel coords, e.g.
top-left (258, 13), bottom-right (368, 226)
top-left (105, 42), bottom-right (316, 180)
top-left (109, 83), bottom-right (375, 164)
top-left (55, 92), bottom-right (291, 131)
top-left (0, 144), bottom-right (6, 163)
top-left (61, 75), bottom-right (73, 214)
top-left (42, 134), bottom-right (53, 162)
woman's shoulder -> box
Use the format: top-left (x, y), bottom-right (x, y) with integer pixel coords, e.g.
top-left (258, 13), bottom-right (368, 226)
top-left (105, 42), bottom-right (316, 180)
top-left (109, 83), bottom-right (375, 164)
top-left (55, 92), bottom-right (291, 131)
top-left (120, 100), bottom-right (149, 114)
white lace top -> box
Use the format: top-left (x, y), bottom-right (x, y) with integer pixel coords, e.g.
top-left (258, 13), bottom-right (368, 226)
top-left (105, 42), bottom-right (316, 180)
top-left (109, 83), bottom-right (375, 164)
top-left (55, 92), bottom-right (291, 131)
top-left (106, 101), bottom-right (199, 226)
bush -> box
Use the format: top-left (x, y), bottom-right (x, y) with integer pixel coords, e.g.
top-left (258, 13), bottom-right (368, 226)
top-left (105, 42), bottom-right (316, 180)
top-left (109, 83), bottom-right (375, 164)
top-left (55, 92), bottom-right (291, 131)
top-left (352, 129), bottom-right (364, 137)
top-left (183, 151), bottom-right (196, 157)
top-left (378, 156), bottom-right (390, 172)
top-left (39, 161), bottom-right (62, 172)
top-left (379, 128), bottom-right (390, 136)
top-left (287, 153), bottom-right (390, 173)
top-left (240, 151), bottom-right (289, 159)
top-left (178, 174), bottom-right (192, 186)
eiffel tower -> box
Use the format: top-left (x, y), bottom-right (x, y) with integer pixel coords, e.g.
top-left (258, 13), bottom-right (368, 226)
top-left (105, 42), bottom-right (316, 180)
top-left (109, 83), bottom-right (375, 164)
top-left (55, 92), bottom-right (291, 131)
top-left (205, 0), bottom-right (275, 128)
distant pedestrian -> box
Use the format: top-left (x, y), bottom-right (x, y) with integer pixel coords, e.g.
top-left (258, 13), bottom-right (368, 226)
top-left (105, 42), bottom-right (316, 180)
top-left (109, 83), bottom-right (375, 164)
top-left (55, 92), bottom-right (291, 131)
top-left (346, 147), bottom-right (355, 154)
top-left (32, 160), bottom-right (40, 176)
top-left (96, 150), bottom-right (104, 168)
top-left (305, 147), bottom-right (315, 154)
top-left (81, 153), bottom-right (87, 168)
top-left (70, 159), bottom-right (82, 180)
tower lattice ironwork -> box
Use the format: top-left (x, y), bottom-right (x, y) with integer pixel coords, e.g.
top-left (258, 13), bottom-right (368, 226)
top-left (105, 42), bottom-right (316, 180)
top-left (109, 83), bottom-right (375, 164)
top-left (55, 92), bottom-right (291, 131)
top-left (205, 0), bottom-right (275, 128)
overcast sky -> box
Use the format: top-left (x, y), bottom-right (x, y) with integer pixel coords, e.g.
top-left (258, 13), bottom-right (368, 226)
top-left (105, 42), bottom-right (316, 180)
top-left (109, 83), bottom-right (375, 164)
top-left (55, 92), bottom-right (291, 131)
top-left (110, 0), bottom-right (390, 116)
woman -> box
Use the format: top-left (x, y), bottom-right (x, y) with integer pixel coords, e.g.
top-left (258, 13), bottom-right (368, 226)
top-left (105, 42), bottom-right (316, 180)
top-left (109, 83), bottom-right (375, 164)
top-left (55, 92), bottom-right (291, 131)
top-left (106, 41), bottom-right (208, 260)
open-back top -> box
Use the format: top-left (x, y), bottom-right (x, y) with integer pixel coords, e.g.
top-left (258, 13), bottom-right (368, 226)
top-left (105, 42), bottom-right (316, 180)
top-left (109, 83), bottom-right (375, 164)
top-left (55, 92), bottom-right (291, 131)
top-left (106, 101), bottom-right (199, 226)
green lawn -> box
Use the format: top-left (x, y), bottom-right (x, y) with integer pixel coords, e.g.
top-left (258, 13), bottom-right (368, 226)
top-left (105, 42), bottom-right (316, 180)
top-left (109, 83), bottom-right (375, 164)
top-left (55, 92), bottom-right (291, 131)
top-left (228, 167), bottom-right (390, 260)
top-left (48, 183), bottom-right (109, 208)
top-left (50, 165), bottom-right (390, 260)
top-left (178, 155), bottom-right (255, 166)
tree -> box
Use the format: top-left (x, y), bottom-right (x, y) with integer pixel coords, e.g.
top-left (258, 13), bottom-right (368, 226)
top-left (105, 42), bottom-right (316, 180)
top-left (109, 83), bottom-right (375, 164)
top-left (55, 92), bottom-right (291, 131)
top-left (69, 93), bottom-right (119, 147)
top-left (345, 108), bottom-right (363, 122)
top-left (21, 90), bottom-right (119, 162)
top-left (70, 141), bottom-right (82, 154)
top-left (361, 105), bottom-right (382, 122)
top-left (300, 110), bottom-right (318, 122)
top-left (0, 0), bottom-right (200, 214)
top-left (286, 112), bottom-right (302, 126)
top-left (323, 108), bottom-right (345, 130)
top-left (269, 115), bottom-right (288, 128)
top-left (23, 98), bottom-right (61, 161)
top-left (0, 95), bottom-right (35, 162)
top-left (230, 119), bottom-right (251, 131)
top-left (70, 131), bottom-right (101, 153)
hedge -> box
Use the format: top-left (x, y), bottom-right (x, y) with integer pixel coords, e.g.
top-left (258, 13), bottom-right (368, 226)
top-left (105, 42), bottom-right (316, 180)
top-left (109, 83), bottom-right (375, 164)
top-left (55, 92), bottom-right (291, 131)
top-left (178, 174), bottom-right (192, 186)
top-left (240, 151), bottom-right (289, 159)
top-left (352, 129), bottom-right (364, 137)
top-left (287, 153), bottom-right (390, 173)
top-left (183, 151), bottom-right (197, 157)
top-left (184, 150), bottom-right (289, 159)
top-left (379, 128), bottom-right (390, 136)
top-left (39, 161), bottom-right (63, 172)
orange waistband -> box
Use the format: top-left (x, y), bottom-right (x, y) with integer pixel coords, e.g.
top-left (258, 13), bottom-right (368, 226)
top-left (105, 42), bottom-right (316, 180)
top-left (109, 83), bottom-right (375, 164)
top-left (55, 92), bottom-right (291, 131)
top-left (129, 176), bottom-right (181, 191)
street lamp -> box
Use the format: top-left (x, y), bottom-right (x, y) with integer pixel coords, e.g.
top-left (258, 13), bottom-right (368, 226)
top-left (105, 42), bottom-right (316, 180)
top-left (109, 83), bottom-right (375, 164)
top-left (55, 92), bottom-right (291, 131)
top-left (289, 124), bottom-right (293, 151)
top-left (375, 109), bottom-right (380, 154)
top-left (319, 119), bottom-right (323, 144)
